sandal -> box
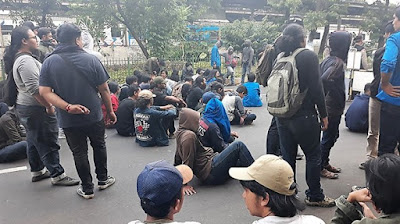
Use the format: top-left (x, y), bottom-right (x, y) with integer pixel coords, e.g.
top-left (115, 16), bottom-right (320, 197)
top-left (324, 164), bottom-right (342, 173)
top-left (320, 169), bottom-right (339, 179)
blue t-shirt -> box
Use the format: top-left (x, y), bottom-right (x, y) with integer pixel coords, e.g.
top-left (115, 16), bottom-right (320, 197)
top-left (211, 45), bottom-right (221, 67)
top-left (134, 107), bottom-right (176, 147)
top-left (377, 31), bottom-right (400, 106)
top-left (39, 49), bottom-right (109, 128)
top-left (345, 94), bottom-right (369, 132)
top-left (243, 82), bottom-right (263, 107)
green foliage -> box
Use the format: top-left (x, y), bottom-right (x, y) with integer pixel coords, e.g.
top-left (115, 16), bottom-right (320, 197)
top-left (221, 18), bottom-right (280, 52)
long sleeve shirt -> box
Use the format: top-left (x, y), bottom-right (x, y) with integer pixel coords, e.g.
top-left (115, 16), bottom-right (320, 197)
top-left (0, 112), bottom-right (24, 149)
top-left (211, 45), bottom-right (221, 67)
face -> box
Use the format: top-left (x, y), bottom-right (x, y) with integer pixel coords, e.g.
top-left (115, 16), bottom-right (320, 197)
top-left (200, 78), bottom-right (206, 89)
top-left (238, 92), bottom-right (247, 99)
top-left (161, 71), bottom-right (167, 79)
top-left (42, 32), bottom-right (53, 42)
top-left (393, 14), bottom-right (400, 32)
top-left (23, 29), bottom-right (38, 52)
top-left (242, 188), bottom-right (265, 217)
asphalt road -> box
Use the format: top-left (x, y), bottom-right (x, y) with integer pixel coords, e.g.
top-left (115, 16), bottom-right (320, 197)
top-left (0, 89), bottom-right (369, 224)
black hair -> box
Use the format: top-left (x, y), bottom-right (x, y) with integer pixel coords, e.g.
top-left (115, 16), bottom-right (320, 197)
top-left (184, 77), bottom-right (193, 82)
top-left (236, 85), bottom-right (248, 95)
top-left (278, 24), bottom-right (305, 56)
top-left (247, 73), bottom-right (256, 82)
top-left (170, 70), bottom-right (180, 82)
top-left (126, 75), bottom-right (137, 85)
top-left (108, 81), bottom-right (119, 94)
top-left (127, 84), bottom-right (140, 97)
top-left (140, 191), bottom-right (182, 219)
top-left (158, 59), bottom-right (166, 67)
top-left (385, 21), bottom-right (395, 34)
top-left (364, 83), bottom-right (372, 93)
top-left (395, 8), bottom-right (400, 22)
top-left (133, 70), bottom-right (141, 76)
top-left (210, 82), bottom-right (224, 94)
top-left (161, 70), bottom-right (168, 76)
top-left (194, 76), bottom-right (204, 87)
top-left (137, 98), bottom-right (151, 109)
top-left (365, 154), bottom-right (400, 214)
top-left (22, 21), bottom-right (35, 30)
top-left (56, 23), bottom-right (81, 44)
top-left (37, 27), bottom-right (51, 39)
top-left (353, 35), bottom-right (363, 43)
top-left (3, 26), bottom-right (31, 74)
top-left (240, 180), bottom-right (305, 217)
top-left (141, 75), bottom-right (152, 83)
top-left (196, 68), bottom-right (203, 74)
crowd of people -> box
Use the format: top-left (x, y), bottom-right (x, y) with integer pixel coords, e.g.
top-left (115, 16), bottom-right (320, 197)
top-left (1, 7), bottom-right (400, 224)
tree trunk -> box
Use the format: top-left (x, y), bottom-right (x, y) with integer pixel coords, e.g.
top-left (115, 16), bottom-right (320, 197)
top-left (318, 24), bottom-right (330, 56)
top-left (125, 23), bottom-right (149, 59)
top-left (41, 11), bottom-right (47, 27)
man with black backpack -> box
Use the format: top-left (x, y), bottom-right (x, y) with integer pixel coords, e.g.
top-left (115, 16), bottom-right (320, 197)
top-left (3, 26), bottom-right (79, 186)
top-left (39, 23), bottom-right (116, 199)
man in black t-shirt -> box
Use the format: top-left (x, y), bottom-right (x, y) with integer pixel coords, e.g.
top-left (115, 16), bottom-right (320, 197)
top-left (116, 85), bottom-right (140, 136)
top-left (186, 77), bottom-right (206, 110)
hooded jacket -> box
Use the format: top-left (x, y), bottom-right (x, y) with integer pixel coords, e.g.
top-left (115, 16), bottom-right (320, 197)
top-left (175, 108), bottom-right (217, 181)
top-left (320, 31), bottom-right (351, 117)
top-left (203, 98), bottom-right (231, 142)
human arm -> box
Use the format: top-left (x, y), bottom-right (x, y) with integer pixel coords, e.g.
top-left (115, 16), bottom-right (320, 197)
top-left (208, 123), bottom-right (228, 153)
top-left (361, 49), bottom-right (369, 70)
top-left (39, 87), bottom-right (90, 114)
top-left (165, 95), bottom-right (187, 107)
top-left (248, 49), bottom-right (254, 68)
top-left (98, 82), bottom-right (117, 124)
top-left (380, 36), bottom-right (400, 97)
top-left (234, 96), bottom-right (246, 116)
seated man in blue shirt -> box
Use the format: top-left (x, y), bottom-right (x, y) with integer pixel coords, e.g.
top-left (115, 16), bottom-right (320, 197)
top-left (345, 83), bottom-right (371, 133)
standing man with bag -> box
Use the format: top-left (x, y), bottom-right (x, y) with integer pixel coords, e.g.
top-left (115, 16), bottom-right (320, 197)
top-left (3, 26), bottom-right (79, 186)
top-left (39, 23), bottom-right (116, 199)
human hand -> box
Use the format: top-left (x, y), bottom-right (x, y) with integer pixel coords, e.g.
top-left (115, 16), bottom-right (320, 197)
top-left (359, 202), bottom-right (377, 219)
top-left (68, 104), bottom-right (90, 115)
top-left (46, 106), bottom-right (56, 115)
top-left (321, 117), bottom-right (328, 131)
top-left (161, 104), bottom-right (175, 110)
top-left (179, 99), bottom-right (187, 107)
top-left (183, 185), bottom-right (196, 196)
top-left (347, 188), bottom-right (372, 203)
top-left (231, 131), bottom-right (239, 138)
top-left (381, 83), bottom-right (400, 97)
top-left (107, 112), bottom-right (117, 125)
top-left (240, 116), bottom-right (245, 125)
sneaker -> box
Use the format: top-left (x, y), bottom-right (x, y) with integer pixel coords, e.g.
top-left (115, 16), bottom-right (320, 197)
top-left (52, 176), bottom-right (80, 186)
top-left (296, 154), bottom-right (304, 160)
top-left (351, 185), bottom-right (365, 192)
top-left (98, 176), bottom-right (116, 190)
top-left (32, 170), bottom-right (51, 182)
top-left (359, 163), bottom-right (365, 170)
top-left (77, 186), bottom-right (94, 199)
top-left (58, 128), bottom-right (66, 139)
top-left (168, 133), bottom-right (176, 139)
top-left (305, 196), bottom-right (336, 207)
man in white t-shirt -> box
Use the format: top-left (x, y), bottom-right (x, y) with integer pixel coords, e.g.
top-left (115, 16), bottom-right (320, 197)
top-left (229, 155), bottom-right (325, 224)
top-left (129, 160), bottom-right (200, 224)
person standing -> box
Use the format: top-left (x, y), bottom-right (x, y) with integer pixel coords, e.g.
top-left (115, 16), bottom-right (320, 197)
top-left (319, 31), bottom-right (352, 179)
top-left (241, 39), bottom-right (254, 84)
top-left (39, 23), bottom-right (116, 199)
top-left (3, 26), bottom-right (79, 186)
top-left (222, 46), bottom-right (237, 86)
top-left (353, 35), bottom-right (369, 70)
top-left (211, 40), bottom-right (223, 73)
top-left (37, 27), bottom-right (55, 62)
top-left (377, 9), bottom-right (400, 156)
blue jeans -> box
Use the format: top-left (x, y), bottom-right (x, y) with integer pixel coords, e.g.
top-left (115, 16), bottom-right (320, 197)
top-left (241, 62), bottom-right (251, 84)
top-left (320, 115), bottom-right (341, 168)
top-left (63, 120), bottom-right (108, 192)
top-left (205, 141), bottom-right (254, 185)
top-left (276, 113), bottom-right (325, 201)
top-left (16, 105), bottom-right (64, 178)
top-left (0, 141), bottom-right (27, 163)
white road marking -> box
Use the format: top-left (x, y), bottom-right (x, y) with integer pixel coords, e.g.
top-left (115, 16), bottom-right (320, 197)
top-left (0, 166), bottom-right (27, 174)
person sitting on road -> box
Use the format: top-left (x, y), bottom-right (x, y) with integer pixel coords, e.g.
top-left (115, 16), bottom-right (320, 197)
top-left (160, 70), bottom-right (177, 95)
top-left (134, 90), bottom-right (176, 147)
top-left (174, 108), bottom-right (254, 193)
top-left (243, 73), bottom-right (263, 107)
top-left (198, 92), bottom-right (237, 153)
top-left (119, 75), bottom-right (138, 101)
top-left (139, 75), bottom-right (152, 90)
top-left (345, 83), bottom-right (371, 133)
top-left (222, 85), bottom-right (256, 125)
top-left (128, 160), bottom-right (199, 224)
top-left (186, 76), bottom-right (206, 111)
top-left (229, 155), bottom-right (325, 224)
top-left (205, 69), bottom-right (218, 85)
top-left (331, 154), bottom-right (400, 223)
top-left (101, 81), bottom-right (120, 128)
top-left (115, 85), bottom-right (140, 137)
top-left (0, 110), bottom-right (28, 163)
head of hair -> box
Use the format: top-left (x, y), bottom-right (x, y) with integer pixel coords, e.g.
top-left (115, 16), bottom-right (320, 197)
top-left (184, 77), bottom-right (193, 83)
top-left (240, 180), bottom-right (305, 217)
top-left (22, 21), bottom-right (35, 30)
top-left (395, 8), bottom-right (400, 21)
top-left (161, 70), bottom-right (168, 76)
top-left (133, 70), bottom-right (141, 77)
top-left (137, 98), bottom-right (152, 109)
top-left (210, 82), bottom-right (224, 94)
top-left (141, 75), bottom-right (152, 83)
top-left (194, 76), bottom-right (204, 86)
top-left (385, 21), bottom-right (395, 34)
top-left (247, 73), bottom-right (256, 82)
top-left (127, 84), bottom-right (140, 97)
top-left (108, 81), bottom-right (119, 94)
top-left (278, 24), bottom-right (305, 55)
top-left (126, 75), bottom-right (137, 85)
top-left (196, 68), bottom-right (203, 74)
top-left (236, 85), bottom-right (248, 95)
top-left (3, 26), bottom-right (31, 74)
top-left (364, 83), bottom-right (372, 93)
top-left (37, 27), bottom-right (51, 39)
top-left (158, 59), bottom-right (166, 67)
top-left (209, 69), bottom-right (219, 79)
top-left (365, 154), bottom-right (400, 214)
top-left (353, 35), bottom-right (363, 44)
top-left (56, 23), bottom-right (81, 44)
top-left (140, 191), bottom-right (181, 219)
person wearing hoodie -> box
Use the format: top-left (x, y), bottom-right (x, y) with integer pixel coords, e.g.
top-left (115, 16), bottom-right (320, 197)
top-left (223, 46), bottom-right (237, 86)
top-left (319, 31), bottom-right (352, 180)
top-left (174, 108), bottom-right (254, 193)
top-left (241, 40), bottom-right (254, 84)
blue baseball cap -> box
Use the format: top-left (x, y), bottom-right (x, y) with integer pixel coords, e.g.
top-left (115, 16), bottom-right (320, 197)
top-left (137, 160), bottom-right (193, 206)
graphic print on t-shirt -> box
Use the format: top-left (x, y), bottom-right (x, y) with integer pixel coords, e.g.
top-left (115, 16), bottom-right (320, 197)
top-left (134, 113), bottom-right (151, 141)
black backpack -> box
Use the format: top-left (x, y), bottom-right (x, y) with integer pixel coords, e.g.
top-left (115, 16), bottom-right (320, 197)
top-left (3, 52), bottom-right (31, 106)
